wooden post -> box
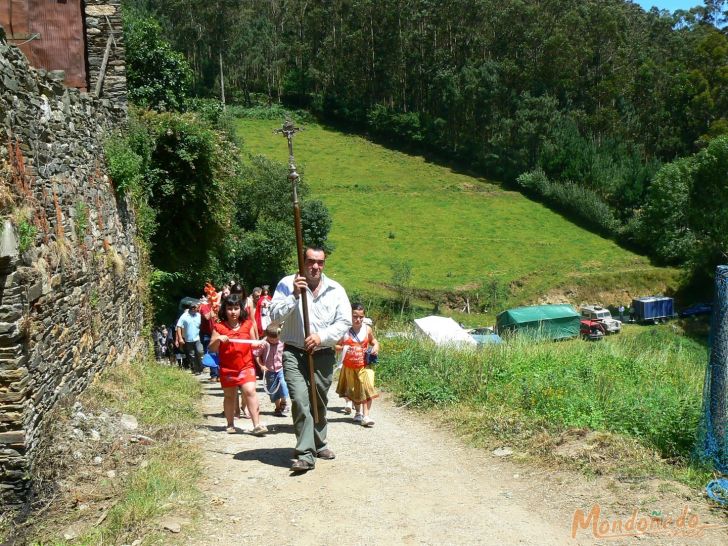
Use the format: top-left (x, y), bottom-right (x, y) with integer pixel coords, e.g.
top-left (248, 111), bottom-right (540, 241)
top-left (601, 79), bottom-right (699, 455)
top-left (94, 32), bottom-right (114, 98)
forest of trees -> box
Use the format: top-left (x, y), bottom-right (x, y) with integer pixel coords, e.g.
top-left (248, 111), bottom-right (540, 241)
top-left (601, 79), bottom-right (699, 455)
top-left (121, 0), bottom-right (728, 286)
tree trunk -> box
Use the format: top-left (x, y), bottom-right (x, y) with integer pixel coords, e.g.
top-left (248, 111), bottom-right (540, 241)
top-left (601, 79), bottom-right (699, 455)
top-left (219, 51), bottom-right (226, 109)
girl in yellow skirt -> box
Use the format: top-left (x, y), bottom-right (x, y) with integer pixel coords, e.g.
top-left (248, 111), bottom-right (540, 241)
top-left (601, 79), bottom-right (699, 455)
top-left (336, 304), bottom-right (380, 426)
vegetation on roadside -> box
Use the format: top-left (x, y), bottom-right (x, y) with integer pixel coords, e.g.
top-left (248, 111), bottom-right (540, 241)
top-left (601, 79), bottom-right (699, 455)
top-left (20, 359), bottom-right (202, 546)
top-left (376, 323), bottom-right (712, 484)
top-left (86, 357), bottom-right (200, 427)
top-left (107, 9), bottom-right (335, 324)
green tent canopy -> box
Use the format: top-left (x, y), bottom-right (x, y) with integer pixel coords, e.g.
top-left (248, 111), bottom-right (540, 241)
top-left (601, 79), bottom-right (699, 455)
top-left (496, 304), bottom-right (580, 340)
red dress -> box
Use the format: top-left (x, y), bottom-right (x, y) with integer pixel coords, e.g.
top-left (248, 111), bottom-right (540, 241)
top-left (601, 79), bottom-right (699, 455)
top-left (254, 295), bottom-right (271, 334)
top-left (215, 319), bottom-right (257, 388)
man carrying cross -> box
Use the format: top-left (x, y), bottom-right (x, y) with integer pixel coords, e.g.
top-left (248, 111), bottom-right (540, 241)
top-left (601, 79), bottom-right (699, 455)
top-left (269, 247), bottom-right (352, 472)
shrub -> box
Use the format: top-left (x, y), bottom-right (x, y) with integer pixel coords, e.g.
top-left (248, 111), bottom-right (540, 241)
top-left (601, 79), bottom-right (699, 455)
top-left (15, 218), bottom-right (36, 254)
top-left (226, 104), bottom-right (315, 124)
top-left (123, 10), bottom-right (192, 111)
top-left (367, 104), bottom-right (424, 143)
top-left (73, 200), bottom-right (88, 243)
top-left (516, 169), bottom-right (618, 235)
top-left (515, 168), bottom-right (550, 195)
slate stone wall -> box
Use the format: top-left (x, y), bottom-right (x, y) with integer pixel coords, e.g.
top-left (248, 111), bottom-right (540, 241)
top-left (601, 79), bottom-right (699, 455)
top-left (84, 0), bottom-right (127, 110)
top-left (0, 25), bottom-right (144, 508)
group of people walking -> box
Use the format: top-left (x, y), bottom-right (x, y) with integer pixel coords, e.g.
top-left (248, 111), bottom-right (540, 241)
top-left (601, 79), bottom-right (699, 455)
top-left (159, 247), bottom-right (380, 473)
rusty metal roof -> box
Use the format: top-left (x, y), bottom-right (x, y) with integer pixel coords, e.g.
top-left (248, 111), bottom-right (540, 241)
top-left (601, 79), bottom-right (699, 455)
top-left (0, 0), bottom-right (87, 90)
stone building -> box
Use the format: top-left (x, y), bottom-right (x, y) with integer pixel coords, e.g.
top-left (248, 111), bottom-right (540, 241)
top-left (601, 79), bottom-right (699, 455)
top-left (0, 1), bottom-right (142, 509)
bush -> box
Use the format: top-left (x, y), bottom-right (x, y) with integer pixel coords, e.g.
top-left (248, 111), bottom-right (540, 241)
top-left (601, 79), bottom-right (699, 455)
top-left (516, 169), bottom-right (618, 235)
top-left (104, 135), bottom-right (144, 197)
top-left (367, 104), bottom-right (424, 143)
top-left (227, 104), bottom-right (316, 124)
top-left (515, 168), bottom-right (550, 195)
top-left (123, 10), bottom-right (193, 111)
top-left (185, 97), bottom-right (225, 125)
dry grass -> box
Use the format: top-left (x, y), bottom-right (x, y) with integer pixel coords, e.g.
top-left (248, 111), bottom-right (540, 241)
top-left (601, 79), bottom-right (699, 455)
top-left (47, 238), bottom-right (72, 270)
top-left (0, 160), bottom-right (15, 212)
top-left (436, 402), bottom-right (711, 488)
top-left (104, 245), bottom-right (126, 279)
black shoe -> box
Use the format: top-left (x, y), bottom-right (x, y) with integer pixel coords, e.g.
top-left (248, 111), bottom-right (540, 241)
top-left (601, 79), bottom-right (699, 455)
top-left (291, 459), bottom-right (314, 472)
top-left (316, 448), bottom-right (336, 460)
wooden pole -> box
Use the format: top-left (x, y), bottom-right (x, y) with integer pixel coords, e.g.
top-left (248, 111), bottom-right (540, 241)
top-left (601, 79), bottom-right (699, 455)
top-left (276, 119), bottom-right (319, 423)
top-left (94, 32), bottom-right (114, 98)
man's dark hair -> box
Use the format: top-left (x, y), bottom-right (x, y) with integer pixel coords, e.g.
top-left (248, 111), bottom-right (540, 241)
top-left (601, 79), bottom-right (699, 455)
top-left (352, 302), bottom-right (365, 312)
top-left (218, 293), bottom-right (249, 322)
top-left (305, 246), bottom-right (326, 257)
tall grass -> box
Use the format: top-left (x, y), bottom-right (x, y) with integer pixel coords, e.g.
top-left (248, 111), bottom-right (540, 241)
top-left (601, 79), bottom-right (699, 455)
top-left (86, 358), bottom-right (201, 427)
top-left (378, 326), bottom-right (706, 460)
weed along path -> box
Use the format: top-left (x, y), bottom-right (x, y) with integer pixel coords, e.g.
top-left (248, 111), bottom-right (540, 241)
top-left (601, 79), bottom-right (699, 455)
top-left (184, 379), bottom-right (727, 546)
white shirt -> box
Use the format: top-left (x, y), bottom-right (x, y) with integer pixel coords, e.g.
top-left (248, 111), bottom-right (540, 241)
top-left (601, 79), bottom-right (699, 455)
top-left (269, 273), bottom-right (352, 349)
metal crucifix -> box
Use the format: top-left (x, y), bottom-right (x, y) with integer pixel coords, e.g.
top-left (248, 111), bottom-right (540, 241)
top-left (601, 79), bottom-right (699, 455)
top-left (275, 119), bottom-right (319, 423)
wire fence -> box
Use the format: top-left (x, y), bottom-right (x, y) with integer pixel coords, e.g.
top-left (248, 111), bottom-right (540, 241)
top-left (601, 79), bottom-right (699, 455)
top-left (700, 265), bottom-right (728, 504)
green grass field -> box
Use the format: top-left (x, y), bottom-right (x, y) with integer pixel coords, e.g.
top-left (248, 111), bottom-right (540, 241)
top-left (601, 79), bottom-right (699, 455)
top-left (236, 118), bottom-right (678, 310)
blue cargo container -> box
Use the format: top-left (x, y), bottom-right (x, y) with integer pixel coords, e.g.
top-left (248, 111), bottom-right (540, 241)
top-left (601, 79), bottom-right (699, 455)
top-left (632, 297), bottom-right (675, 323)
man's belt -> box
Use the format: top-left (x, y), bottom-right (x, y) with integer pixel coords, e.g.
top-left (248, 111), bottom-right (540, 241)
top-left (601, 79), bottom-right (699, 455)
top-left (284, 344), bottom-right (334, 355)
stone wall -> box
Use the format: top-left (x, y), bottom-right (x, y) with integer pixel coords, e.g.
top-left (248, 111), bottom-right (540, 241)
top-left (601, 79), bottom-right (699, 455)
top-left (0, 26), bottom-right (144, 508)
top-left (84, 0), bottom-right (127, 109)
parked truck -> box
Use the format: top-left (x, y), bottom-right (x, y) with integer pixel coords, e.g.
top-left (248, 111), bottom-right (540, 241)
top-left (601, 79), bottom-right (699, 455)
top-left (580, 305), bottom-right (622, 334)
top-left (631, 296), bottom-right (675, 324)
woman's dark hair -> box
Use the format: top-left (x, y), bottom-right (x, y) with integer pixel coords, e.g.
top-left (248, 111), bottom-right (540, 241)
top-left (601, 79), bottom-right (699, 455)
top-left (352, 302), bottom-right (365, 312)
top-left (218, 293), bottom-right (249, 322)
top-left (229, 283), bottom-right (247, 299)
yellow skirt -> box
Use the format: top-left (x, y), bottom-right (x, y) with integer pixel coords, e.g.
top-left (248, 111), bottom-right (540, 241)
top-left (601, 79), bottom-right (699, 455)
top-left (336, 365), bottom-right (378, 404)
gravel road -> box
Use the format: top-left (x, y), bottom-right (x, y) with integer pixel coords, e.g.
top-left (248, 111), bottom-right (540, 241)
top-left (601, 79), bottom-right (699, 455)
top-left (183, 379), bottom-right (727, 546)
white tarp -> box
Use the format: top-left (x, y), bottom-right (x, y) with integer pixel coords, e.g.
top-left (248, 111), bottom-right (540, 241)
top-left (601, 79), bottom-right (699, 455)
top-left (413, 316), bottom-right (477, 347)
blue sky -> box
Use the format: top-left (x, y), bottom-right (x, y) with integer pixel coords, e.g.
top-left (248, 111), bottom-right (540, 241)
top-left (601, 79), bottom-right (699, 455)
top-left (635, 1), bottom-right (703, 10)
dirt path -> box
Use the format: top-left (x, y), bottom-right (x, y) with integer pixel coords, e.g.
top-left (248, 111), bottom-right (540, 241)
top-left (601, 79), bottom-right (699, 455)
top-left (183, 379), bottom-right (728, 545)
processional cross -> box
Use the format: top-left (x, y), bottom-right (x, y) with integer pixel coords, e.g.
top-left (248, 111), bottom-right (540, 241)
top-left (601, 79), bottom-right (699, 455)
top-left (275, 119), bottom-right (319, 423)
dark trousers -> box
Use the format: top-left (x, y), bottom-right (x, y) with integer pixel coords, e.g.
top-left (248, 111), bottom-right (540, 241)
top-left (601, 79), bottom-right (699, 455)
top-left (184, 340), bottom-right (204, 373)
top-left (282, 346), bottom-right (335, 465)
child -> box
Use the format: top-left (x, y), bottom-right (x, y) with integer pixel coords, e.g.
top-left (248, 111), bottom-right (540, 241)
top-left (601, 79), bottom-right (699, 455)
top-left (209, 293), bottom-right (267, 436)
top-left (253, 325), bottom-right (290, 417)
top-left (336, 304), bottom-right (379, 427)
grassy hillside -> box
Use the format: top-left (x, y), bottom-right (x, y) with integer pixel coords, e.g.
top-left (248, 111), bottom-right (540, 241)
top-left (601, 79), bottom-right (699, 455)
top-left (236, 118), bottom-right (679, 313)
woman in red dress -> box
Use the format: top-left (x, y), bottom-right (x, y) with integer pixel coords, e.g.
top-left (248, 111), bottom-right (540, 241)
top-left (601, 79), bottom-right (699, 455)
top-left (254, 285), bottom-right (272, 334)
top-left (209, 294), bottom-right (268, 435)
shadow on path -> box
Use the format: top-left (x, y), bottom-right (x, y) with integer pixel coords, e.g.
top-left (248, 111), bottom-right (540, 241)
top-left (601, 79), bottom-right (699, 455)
top-left (233, 447), bottom-right (292, 468)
